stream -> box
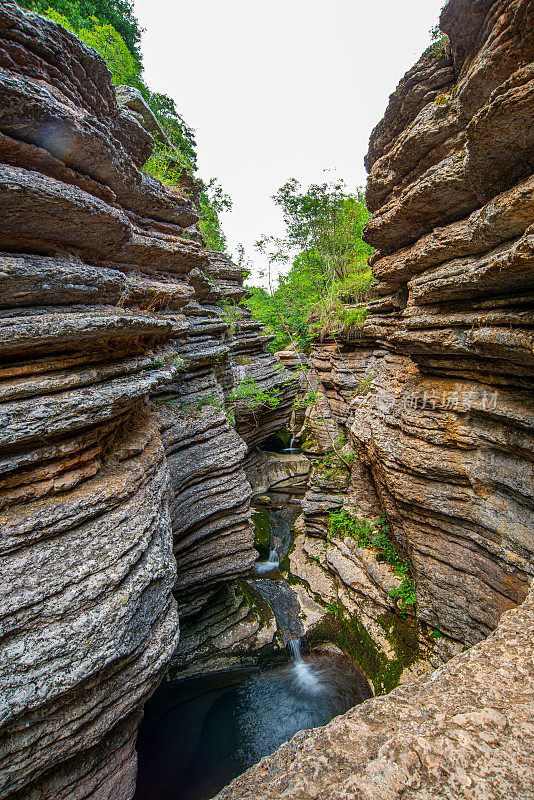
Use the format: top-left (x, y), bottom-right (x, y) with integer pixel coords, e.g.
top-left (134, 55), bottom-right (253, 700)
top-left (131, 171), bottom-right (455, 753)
top-left (134, 502), bottom-right (372, 800)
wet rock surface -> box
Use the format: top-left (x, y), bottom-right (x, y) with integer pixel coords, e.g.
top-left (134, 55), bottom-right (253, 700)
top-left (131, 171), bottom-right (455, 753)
top-left (216, 591), bottom-right (534, 800)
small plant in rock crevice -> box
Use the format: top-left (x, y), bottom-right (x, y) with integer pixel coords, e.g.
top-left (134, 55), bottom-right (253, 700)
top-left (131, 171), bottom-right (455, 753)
top-left (220, 302), bottom-right (242, 336)
top-left (324, 600), bottom-right (344, 621)
top-left (228, 377), bottom-right (284, 410)
top-left (425, 22), bottom-right (450, 59)
top-left (294, 389), bottom-right (319, 409)
top-left (313, 447), bottom-right (355, 479)
top-left (327, 510), bottom-right (416, 613)
top-left (351, 375), bottom-right (375, 397)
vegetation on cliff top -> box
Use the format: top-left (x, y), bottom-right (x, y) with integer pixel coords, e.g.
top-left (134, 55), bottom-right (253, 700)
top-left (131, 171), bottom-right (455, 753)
top-left (17, 0), bottom-right (229, 251)
top-left (246, 178), bottom-right (375, 352)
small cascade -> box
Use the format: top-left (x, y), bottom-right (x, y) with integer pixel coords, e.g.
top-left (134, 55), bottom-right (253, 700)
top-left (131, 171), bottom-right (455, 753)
top-left (252, 508), bottom-right (303, 640)
top-left (287, 638), bottom-right (302, 661)
top-left (283, 435), bottom-right (299, 453)
top-left (254, 548), bottom-right (279, 575)
top-left (135, 502), bottom-right (373, 800)
top-left (287, 638), bottom-right (324, 694)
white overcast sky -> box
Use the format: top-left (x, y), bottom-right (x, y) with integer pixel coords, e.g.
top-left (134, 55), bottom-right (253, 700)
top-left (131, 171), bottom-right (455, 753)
top-left (132, 0), bottom-right (444, 284)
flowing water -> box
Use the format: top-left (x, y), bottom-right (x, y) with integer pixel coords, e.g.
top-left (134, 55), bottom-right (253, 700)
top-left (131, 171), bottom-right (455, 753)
top-left (282, 434), bottom-right (298, 452)
top-left (253, 548), bottom-right (279, 575)
top-left (134, 653), bottom-right (371, 800)
top-left (249, 506), bottom-right (303, 642)
top-left (134, 503), bottom-right (372, 800)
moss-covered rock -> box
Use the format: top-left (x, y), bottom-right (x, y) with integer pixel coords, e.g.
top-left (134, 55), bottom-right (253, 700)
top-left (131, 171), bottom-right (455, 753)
top-left (307, 605), bottom-right (421, 695)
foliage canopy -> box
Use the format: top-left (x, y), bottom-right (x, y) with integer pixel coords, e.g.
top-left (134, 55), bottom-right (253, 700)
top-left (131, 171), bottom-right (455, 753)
top-left (16, 0), bottom-right (237, 243)
top-left (247, 177), bottom-right (374, 351)
top-left (17, 0), bottom-right (142, 63)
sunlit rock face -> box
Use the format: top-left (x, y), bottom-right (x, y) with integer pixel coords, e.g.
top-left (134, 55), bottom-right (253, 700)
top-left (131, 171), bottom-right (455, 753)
top-left (0, 3), bottom-right (295, 798)
top-left (220, 0), bottom-right (534, 796)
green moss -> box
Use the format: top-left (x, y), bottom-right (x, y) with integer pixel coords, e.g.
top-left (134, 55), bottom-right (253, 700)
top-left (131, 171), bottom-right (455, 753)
top-left (235, 579), bottom-right (276, 629)
top-left (251, 509), bottom-right (271, 558)
top-left (377, 611), bottom-right (419, 668)
top-left (308, 605), bottom-right (420, 696)
top-left (278, 530), bottom-right (298, 576)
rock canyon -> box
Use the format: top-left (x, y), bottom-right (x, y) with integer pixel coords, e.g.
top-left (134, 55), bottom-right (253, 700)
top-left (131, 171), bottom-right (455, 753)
top-left (0, 1), bottom-right (532, 799)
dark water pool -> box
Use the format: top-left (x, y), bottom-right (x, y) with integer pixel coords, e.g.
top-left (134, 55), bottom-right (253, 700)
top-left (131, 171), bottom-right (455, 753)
top-left (134, 652), bottom-right (371, 800)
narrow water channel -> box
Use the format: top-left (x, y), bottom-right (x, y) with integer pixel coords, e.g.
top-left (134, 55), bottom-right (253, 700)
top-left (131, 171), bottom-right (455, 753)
top-left (134, 501), bottom-right (372, 800)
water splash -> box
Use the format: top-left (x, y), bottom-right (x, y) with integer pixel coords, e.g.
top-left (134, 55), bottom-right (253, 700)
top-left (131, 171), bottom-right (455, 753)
top-left (254, 549), bottom-right (279, 575)
top-left (283, 435), bottom-right (298, 453)
top-left (287, 639), bottom-right (325, 694)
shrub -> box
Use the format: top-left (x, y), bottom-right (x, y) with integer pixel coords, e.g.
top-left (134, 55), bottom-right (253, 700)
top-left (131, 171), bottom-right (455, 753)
top-left (327, 510), bottom-right (416, 612)
top-left (228, 377), bottom-right (283, 410)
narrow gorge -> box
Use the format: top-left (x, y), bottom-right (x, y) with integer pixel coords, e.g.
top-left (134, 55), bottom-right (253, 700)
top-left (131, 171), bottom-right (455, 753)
top-left (0, 1), bottom-right (533, 799)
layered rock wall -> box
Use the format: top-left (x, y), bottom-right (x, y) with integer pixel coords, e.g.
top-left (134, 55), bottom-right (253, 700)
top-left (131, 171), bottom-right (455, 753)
top-left (293, 0), bottom-right (534, 656)
top-left (0, 4), bottom-right (295, 798)
top-left (357, 0), bottom-right (534, 646)
top-left (164, 252), bottom-right (297, 678)
top-left (220, 0), bottom-right (534, 795)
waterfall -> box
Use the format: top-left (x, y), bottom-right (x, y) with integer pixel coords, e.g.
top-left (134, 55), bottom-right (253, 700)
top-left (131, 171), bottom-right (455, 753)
top-left (288, 638), bottom-right (324, 694)
top-left (287, 638), bottom-right (302, 662)
top-left (283, 435), bottom-right (298, 453)
top-left (254, 548), bottom-right (280, 575)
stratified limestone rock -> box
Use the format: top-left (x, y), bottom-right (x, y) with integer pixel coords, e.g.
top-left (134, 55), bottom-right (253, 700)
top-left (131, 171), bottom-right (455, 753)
top-left (0, 6), bottom-right (196, 225)
top-left (159, 405), bottom-right (254, 616)
top-left (0, 295), bottom-right (180, 800)
top-left (168, 581), bottom-right (279, 679)
top-left (162, 251), bottom-right (297, 678)
top-left (301, 331), bottom-right (533, 646)
top-left (0, 3), bottom-right (294, 797)
top-left (0, 44), bottom-right (186, 782)
top-left (352, 0), bottom-right (534, 649)
top-left (216, 588), bottom-right (534, 800)
top-left (245, 451), bottom-right (311, 496)
top-left (208, 254), bottom-right (298, 448)
top-left (295, 0), bottom-right (534, 652)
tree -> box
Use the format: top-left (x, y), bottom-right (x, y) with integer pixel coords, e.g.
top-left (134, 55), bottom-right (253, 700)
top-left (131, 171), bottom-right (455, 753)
top-left (199, 179), bottom-right (232, 253)
top-left (17, 0), bottom-right (142, 64)
top-left (247, 177), bottom-right (374, 351)
top-left (262, 178), bottom-right (372, 283)
top-left (43, 10), bottom-right (140, 85)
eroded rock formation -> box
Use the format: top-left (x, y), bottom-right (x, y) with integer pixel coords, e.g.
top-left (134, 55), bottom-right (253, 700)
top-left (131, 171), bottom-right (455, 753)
top-left (220, 0), bottom-right (534, 796)
top-left (357, 0), bottom-right (534, 647)
top-left (0, 4), bottom-right (295, 798)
